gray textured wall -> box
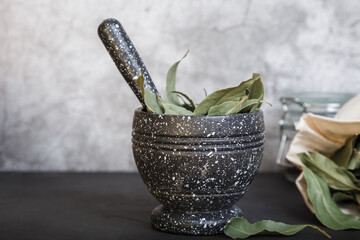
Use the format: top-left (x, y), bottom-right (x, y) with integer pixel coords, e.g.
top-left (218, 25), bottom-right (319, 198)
top-left (1, 0), bottom-right (359, 172)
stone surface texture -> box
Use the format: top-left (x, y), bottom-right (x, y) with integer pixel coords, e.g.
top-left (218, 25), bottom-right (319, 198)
top-left (0, 0), bottom-right (359, 171)
top-left (132, 109), bottom-right (264, 234)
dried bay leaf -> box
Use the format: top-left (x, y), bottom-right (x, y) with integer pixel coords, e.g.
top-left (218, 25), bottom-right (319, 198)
top-left (157, 95), bottom-right (192, 115)
top-left (193, 86), bottom-right (240, 115)
top-left (331, 135), bottom-right (358, 167)
top-left (215, 75), bottom-right (258, 105)
top-left (135, 69), bottom-right (145, 99)
top-left (166, 50), bottom-right (189, 106)
top-left (135, 70), bottom-right (164, 114)
top-left (193, 74), bottom-right (262, 115)
top-left (162, 102), bottom-right (193, 115)
top-left (208, 96), bottom-right (248, 116)
top-left (238, 99), bottom-right (259, 113)
top-left (348, 138), bottom-right (360, 170)
top-left (240, 98), bottom-right (272, 113)
top-left (144, 89), bottom-right (164, 114)
top-left (348, 150), bottom-right (360, 170)
top-left (224, 217), bottom-right (330, 239)
top-left (332, 192), bottom-right (357, 203)
top-left (136, 53), bottom-right (268, 116)
top-left (338, 167), bottom-right (360, 184)
top-left (249, 93), bottom-right (265, 113)
top-left (203, 88), bottom-right (208, 97)
top-left (303, 165), bottom-right (360, 230)
top-left (332, 192), bottom-right (360, 217)
top-left (299, 152), bottom-right (360, 191)
top-left (172, 90), bottom-right (195, 111)
top-left (247, 73), bottom-right (264, 107)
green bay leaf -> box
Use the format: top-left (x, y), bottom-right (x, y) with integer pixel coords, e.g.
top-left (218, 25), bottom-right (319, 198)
top-left (172, 90), bottom-right (195, 111)
top-left (224, 217), bottom-right (330, 239)
top-left (215, 76), bottom-right (256, 105)
top-left (193, 87), bottom-right (237, 115)
top-left (247, 73), bottom-right (264, 107)
top-left (162, 103), bottom-right (193, 115)
top-left (348, 150), bottom-right (360, 170)
top-left (303, 165), bottom-right (360, 230)
top-left (166, 50), bottom-right (189, 106)
top-left (193, 73), bottom-right (262, 115)
top-left (337, 167), bottom-right (360, 188)
top-left (348, 137), bottom-right (360, 170)
top-left (135, 69), bottom-right (163, 114)
top-left (144, 89), bottom-right (164, 114)
top-left (249, 93), bottom-right (264, 113)
top-left (331, 135), bottom-right (358, 167)
top-left (238, 99), bottom-right (258, 113)
top-left (157, 95), bottom-right (192, 115)
top-left (135, 69), bottom-right (145, 99)
top-left (208, 96), bottom-right (248, 116)
top-left (332, 192), bottom-right (356, 204)
top-left (298, 152), bottom-right (360, 191)
top-left (207, 101), bottom-right (238, 116)
top-left (203, 88), bottom-right (208, 97)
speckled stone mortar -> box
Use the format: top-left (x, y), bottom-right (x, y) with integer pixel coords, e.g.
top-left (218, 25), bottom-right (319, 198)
top-left (132, 109), bottom-right (265, 235)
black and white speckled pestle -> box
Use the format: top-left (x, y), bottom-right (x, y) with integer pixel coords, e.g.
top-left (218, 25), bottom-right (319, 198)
top-left (98, 18), bottom-right (159, 108)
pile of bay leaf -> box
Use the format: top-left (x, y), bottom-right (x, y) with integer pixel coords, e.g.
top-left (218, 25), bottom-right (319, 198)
top-left (134, 51), bottom-right (360, 238)
top-left (298, 135), bottom-right (360, 230)
top-left (224, 137), bottom-right (360, 239)
top-left (135, 51), bottom-right (269, 116)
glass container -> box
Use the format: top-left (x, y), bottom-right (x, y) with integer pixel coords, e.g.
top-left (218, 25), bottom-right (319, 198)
top-left (276, 93), bottom-right (354, 182)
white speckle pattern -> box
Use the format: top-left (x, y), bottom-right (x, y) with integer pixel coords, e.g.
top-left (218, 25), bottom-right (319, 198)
top-left (98, 19), bottom-right (159, 107)
top-left (132, 109), bottom-right (265, 235)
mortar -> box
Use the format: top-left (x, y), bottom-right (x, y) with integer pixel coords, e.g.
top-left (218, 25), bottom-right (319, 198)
top-left (132, 109), bottom-right (265, 235)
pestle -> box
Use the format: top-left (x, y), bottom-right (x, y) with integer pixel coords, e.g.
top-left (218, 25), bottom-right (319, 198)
top-left (98, 18), bottom-right (159, 108)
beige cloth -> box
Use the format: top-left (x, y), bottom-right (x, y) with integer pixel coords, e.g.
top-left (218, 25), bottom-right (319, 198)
top-left (285, 94), bottom-right (360, 213)
top-left (287, 94), bottom-right (360, 168)
top-left (335, 94), bottom-right (360, 121)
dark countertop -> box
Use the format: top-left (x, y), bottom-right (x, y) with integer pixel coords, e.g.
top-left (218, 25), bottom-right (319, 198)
top-left (0, 172), bottom-right (356, 240)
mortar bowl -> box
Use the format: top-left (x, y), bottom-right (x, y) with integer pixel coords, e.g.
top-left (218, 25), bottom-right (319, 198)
top-left (132, 109), bottom-right (264, 235)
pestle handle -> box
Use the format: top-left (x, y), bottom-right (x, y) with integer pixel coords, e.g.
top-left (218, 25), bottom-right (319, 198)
top-left (98, 18), bottom-right (159, 108)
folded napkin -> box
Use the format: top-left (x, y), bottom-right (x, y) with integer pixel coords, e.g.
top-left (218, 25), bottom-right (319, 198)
top-left (286, 94), bottom-right (360, 213)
